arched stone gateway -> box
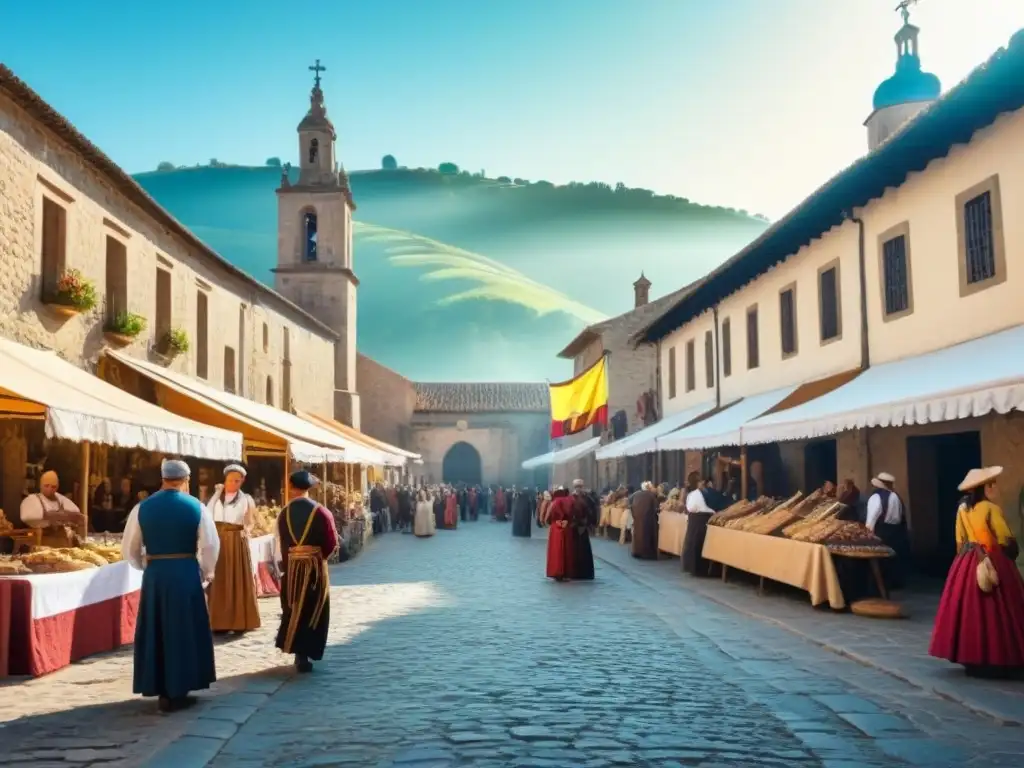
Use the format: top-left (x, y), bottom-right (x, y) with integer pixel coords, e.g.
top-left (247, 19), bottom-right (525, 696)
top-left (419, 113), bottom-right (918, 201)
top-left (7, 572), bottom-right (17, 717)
top-left (442, 441), bottom-right (482, 485)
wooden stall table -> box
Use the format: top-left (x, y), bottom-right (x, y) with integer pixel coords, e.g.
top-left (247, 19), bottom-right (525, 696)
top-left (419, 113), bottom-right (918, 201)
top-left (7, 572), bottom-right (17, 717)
top-left (0, 561), bottom-right (143, 677)
top-left (657, 510), bottom-right (689, 556)
top-left (701, 525), bottom-right (846, 610)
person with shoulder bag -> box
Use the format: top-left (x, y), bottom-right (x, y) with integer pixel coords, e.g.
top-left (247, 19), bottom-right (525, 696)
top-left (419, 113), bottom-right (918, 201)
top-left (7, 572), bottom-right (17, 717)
top-left (929, 466), bottom-right (1024, 678)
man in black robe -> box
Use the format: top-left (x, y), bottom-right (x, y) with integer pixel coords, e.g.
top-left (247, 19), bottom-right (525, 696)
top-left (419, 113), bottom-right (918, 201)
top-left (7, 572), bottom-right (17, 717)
top-left (630, 481), bottom-right (660, 560)
top-left (397, 486), bottom-right (413, 534)
top-left (276, 471), bottom-right (338, 673)
top-left (511, 486), bottom-right (533, 538)
top-left (570, 479), bottom-right (595, 579)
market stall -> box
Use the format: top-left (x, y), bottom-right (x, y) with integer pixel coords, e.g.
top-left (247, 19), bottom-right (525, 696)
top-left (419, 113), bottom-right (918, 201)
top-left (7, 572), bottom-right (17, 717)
top-left (700, 491), bottom-right (893, 611)
top-left (657, 493), bottom-right (688, 556)
top-left (0, 545), bottom-right (139, 677)
top-left (0, 339), bottom-right (242, 678)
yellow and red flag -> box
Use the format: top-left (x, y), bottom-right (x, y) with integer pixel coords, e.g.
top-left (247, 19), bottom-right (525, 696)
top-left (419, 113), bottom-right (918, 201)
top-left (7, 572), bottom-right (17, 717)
top-left (549, 355), bottom-right (609, 438)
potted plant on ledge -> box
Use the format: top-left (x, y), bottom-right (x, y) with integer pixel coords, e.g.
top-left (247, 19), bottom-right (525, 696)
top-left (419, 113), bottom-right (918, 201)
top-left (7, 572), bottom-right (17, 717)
top-left (46, 269), bottom-right (97, 318)
top-left (104, 310), bottom-right (147, 346)
top-left (161, 327), bottom-right (190, 358)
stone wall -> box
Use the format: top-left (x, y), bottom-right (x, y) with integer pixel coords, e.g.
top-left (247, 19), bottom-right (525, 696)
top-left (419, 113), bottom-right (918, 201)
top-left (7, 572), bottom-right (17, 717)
top-left (409, 411), bottom-right (549, 487)
top-left (0, 90), bottom-right (336, 418)
top-left (357, 354), bottom-right (416, 448)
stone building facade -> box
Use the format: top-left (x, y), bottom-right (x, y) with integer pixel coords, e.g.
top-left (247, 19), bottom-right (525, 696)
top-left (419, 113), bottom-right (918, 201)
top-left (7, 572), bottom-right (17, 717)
top-left (552, 275), bottom-right (699, 489)
top-left (637, 21), bottom-right (1024, 575)
top-left (0, 65), bottom-right (337, 419)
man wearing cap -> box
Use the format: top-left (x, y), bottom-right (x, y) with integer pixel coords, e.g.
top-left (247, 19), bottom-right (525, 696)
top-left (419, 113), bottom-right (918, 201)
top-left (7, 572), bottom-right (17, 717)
top-left (205, 463), bottom-right (261, 633)
top-left (122, 459), bottom-right (219, 713)
top-left (866, 471), bottom-right (909, 589)
top-left (276, 470), bottom-right (339, 673)
top-left (19, 470), bottom-right (84, 547)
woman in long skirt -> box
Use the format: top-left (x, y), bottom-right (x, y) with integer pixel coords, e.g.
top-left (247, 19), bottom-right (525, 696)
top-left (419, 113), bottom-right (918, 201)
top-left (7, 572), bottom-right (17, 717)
top-left (413, 490), bottom-right (436, 537)
top-left (681, 472), bottom-right (714, 576)
top-left (206, 464), bottom-right (261, 633)
top-left (546, 489), bottom-right (575, 580)
top-left (443, 488), bottom-right (459, 529)
top-left (433, 490), bottom-right (445, 530)
top-left (929, 466), bottom-right (1024, 677)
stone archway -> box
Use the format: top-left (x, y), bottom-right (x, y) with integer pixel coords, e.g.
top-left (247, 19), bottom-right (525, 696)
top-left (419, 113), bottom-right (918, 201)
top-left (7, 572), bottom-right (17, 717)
top-left (442, 441), bottom-right (482, 485)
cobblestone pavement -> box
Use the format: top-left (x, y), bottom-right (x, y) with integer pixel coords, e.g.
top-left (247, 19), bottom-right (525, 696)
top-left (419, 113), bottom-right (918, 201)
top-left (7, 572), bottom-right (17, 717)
top-left (4, 522), bottom-right (1024, 767)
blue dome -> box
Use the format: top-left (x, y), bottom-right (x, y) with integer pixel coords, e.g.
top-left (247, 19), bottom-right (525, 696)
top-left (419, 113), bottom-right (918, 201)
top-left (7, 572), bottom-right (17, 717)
top-left (873, 54), bottom-right (941, 110)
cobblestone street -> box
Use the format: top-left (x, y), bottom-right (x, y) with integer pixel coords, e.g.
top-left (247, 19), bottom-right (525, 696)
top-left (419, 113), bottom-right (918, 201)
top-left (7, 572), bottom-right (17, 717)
top-left (4, 521), bottom-right (1024, 767)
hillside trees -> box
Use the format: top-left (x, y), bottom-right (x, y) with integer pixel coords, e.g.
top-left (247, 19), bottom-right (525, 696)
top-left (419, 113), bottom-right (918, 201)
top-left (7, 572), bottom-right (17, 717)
top-left (381, 154), bottom-right (398, 170)
top-left (438, 162), bottom-right (459, 175)
top-left (266, 157), bottom-right (282, 167)
top-left (156, 161), bottom-right (175, 172)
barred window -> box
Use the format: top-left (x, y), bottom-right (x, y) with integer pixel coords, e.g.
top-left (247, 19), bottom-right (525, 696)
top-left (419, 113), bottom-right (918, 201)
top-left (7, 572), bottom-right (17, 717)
top-left (882, 236), bottom-right (909, 315)
top-left (963, 191), bottom-right (995, 285)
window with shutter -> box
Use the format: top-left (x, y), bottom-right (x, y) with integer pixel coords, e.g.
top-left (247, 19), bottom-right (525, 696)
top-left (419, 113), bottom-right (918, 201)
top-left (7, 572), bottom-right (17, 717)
top-left (746, 306), bottom-right (759, 370)
top-left (779, 285), bottom-right (797, 357)
top-left (704, 330), bottom-right (714, 388)
top-left (722, 318), bottom-right (732, 377)
top-left (685, 340), bottom-right (695, 392)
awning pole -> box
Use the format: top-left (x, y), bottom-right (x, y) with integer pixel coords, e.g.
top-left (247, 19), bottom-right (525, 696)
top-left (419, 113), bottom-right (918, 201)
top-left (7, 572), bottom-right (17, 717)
top-left (322, 459), bottom-right (327, 504)
top-left (80, 440), bottom-right (91, 538)
top-left (740, 444), bottom-right (748, 501)
top-left (283, 449), bottom-right (290, 504)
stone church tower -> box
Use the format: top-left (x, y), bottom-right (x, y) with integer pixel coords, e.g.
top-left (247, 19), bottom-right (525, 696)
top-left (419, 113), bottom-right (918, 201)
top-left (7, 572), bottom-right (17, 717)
top-left (273, 61), bottom-right (360, 428)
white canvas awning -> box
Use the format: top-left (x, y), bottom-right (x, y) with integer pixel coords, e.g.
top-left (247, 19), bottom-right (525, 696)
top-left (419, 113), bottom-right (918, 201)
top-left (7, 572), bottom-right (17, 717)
top-left (0, 339), bottom-right (242, 460)
top-left (656, 386), bottom-right (800, 451)
top-left (107, 351), bottom-right (358, 464)
top-left (522, 450), bottom-right (556, 470)
top-left (596, 401), bottom-right (715, 459)
top-left (741, 325), bottom-right (1024, 446)
top-left (299, 410), bottom-right (418, 467)
top-left (521, 436), bottom-right (601, 469)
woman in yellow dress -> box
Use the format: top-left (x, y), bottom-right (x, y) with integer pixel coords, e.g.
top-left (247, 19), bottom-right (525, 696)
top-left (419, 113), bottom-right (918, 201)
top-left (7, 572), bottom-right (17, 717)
top-left (205, 464), bottom-right (261, 633)
top-left (929, 466), bottom-right (1024, 678)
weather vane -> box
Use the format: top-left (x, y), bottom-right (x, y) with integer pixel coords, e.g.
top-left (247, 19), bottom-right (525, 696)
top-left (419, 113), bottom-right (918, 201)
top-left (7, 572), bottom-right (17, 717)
top-left (309, 59), bottom-right (326, 89)
top-left (896, 0), bottom-right (918, 26)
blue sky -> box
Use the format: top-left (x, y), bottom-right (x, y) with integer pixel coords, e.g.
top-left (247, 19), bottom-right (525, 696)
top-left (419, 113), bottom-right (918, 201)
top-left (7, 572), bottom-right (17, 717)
top-left (2, 0), bottom-right (1021, 218)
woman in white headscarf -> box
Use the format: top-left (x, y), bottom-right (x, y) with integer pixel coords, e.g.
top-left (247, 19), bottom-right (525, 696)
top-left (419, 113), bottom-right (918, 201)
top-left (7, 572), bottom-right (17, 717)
top-left (413, 489), bottom-right (436, 537)
top-left (205, 464), bottom-right (261, 633)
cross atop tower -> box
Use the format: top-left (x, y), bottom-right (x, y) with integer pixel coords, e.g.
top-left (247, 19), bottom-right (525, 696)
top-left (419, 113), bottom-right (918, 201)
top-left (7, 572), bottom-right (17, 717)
top-left (309, 59), bottom-right (326, 89)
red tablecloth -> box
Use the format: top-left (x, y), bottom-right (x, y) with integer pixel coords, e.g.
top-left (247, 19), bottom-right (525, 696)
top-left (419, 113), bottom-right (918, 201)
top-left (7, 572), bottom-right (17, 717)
top-left (0, 561), bottom-right (141, 677)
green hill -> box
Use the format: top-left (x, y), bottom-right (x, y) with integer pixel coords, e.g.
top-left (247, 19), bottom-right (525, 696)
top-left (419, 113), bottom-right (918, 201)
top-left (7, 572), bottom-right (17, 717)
top-left (134, 163), bottom-right (768, 381)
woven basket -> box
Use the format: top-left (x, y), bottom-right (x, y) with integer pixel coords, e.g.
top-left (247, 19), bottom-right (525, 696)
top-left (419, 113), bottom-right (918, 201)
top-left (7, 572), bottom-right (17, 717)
top-left (850, 598), bottom-right (906, 619)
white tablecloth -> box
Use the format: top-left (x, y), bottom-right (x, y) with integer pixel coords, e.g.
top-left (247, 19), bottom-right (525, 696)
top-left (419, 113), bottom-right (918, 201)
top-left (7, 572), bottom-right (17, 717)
top-left (0, 561), bottom-right (142, 620)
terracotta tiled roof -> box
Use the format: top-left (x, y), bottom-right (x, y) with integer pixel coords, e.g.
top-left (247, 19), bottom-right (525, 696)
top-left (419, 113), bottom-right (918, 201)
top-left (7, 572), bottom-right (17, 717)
top-left (0, 64), bottom-right (337, 340)
top-left (414, 382), bottom-right (550, 413)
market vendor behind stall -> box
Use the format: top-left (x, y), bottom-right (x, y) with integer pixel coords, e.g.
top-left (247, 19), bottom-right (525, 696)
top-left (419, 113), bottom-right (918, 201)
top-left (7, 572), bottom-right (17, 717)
top-left (19, 470), bottom-right (84, 547)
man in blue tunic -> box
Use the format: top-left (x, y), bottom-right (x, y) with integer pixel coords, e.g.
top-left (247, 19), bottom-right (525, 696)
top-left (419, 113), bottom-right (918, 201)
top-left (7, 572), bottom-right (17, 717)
top-left (122, 459), bottom-right (220, 712)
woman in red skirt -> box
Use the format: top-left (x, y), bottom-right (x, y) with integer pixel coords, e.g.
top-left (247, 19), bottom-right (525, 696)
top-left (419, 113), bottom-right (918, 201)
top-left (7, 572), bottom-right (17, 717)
top-left (929, 466), bottom-right (1024, 678)
top-left (546, 488), bottom-right (575, 581)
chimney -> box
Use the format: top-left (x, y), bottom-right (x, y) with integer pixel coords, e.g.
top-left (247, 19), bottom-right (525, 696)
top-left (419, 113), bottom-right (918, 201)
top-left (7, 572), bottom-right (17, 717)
top-left (633, 272), bottom-right (651, 308)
